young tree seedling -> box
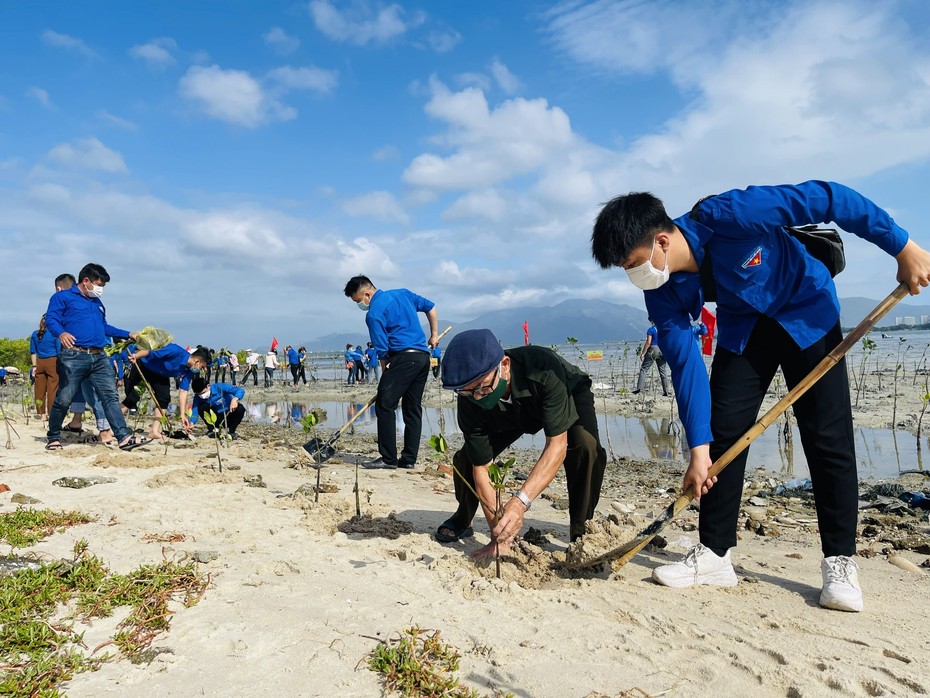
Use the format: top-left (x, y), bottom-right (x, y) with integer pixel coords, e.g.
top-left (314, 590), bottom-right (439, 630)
top-left (487, 456), bottom-right (515, 579)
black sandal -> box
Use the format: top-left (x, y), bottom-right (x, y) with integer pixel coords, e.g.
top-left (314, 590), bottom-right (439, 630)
top-left (118, 436), bottom-right (148, 451)
top-left (45, 441), bottom-right (63, 451)
top-left (435, 518), bottom-right (475, 543)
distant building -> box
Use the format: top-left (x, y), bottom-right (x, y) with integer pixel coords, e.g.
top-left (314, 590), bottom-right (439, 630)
top-left (922, 315), bottom-right (930, 325)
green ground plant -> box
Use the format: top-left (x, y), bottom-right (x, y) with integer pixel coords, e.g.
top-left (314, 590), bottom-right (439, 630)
top-left (367, 626), bottom-right (513, 698)
top-left (300, 412), bottom-right (325, 503)
top-left (202, 409), bottom-right (226, 472)
top-left (0, 524), bottom-right (208, 696)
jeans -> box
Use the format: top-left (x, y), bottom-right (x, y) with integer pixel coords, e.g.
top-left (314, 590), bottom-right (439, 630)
top-left (48, 349), bottom-right (130, 443)
top-left (367, 364), bottom-right (380, 384)
top-left (81, 381), bottom-right (110, 431)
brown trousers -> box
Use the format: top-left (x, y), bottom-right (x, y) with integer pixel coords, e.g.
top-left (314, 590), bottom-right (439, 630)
top-left (34, 356), bottom-right (59, 415)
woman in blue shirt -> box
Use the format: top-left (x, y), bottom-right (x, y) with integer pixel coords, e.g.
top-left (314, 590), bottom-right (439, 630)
top-left (30, 314), bottom-right (60, 416)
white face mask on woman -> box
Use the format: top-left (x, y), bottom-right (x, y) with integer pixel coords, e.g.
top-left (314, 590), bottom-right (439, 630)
top-left (625, 239), bottom-right (670, 291)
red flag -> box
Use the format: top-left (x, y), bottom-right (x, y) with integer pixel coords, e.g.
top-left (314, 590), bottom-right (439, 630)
top-left (700, 307), bottom-right (716, 356)
top-left (270, 337), bottom-right (279, 352)
top-left (522, 321), bottom-right (529, 346)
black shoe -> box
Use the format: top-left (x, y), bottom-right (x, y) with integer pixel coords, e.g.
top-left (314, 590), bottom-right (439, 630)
top-left (632, 389), bottom-right (641, 395)
top-left (362, 458), bottom-right (397, 470)
top-left (397, 462), bottom-right (415, 470)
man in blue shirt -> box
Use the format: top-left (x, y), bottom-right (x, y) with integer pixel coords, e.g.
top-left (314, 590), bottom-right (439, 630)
top-left (124, 343), bottom-right (211, 441)
top-left (591, 181), bottom-right (930, 613)
top-left (344, 275), bottom-right (439, 469)
top-left (286, 345), bottom-right (300, 386)
top-left (190, 377), bottom-right (246, 438)
top-left (44, 262), bottom-right (144, 451)
top-left (364, 342), bottom-right (379, 384)
top-left (633, 319), bottom-right (670, 396)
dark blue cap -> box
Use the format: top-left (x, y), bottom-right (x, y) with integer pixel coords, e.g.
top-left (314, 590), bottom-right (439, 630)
top-left (441, 329), bottom-right (504, 390)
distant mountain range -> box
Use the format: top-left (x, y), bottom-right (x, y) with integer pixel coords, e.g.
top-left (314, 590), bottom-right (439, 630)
top-left (309, 298), bottom-right (649, 352)
top-left (307, 294), bottom-right (929, 353)
top-left (839, 296), bottom-right (930, 328)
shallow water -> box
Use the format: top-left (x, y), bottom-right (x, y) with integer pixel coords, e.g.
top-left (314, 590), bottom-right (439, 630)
top-left (244, 400), bottom-right (927, 481)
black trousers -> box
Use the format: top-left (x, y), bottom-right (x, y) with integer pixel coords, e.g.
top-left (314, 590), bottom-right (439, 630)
top-left (447, 386), bottom-right (607, 542)
top-left (122, 364), bottom-right (171, 410)
top-left (376, 350), bottom-right (430, 466)
top-left (198, 402), bottom-right (245, 434)
top-left (700, 317), bottom-right (857, 558)
top-left (290, 364), bottom-right (300, 385)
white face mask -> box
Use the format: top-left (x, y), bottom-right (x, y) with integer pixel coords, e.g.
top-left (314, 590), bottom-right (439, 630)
top-left (199, 389), bottom-right (211, 400)
top-left (625, 240), bottom-right (670, 291)
top-left (87, 282), bottom-right (105, 298)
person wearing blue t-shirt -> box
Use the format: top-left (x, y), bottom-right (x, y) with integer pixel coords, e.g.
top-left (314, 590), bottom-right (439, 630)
top-left (364, 342), bottom-right (379, 384)
top-left (591, 180), bottom-right (930, 613)
top-left (0, 367), bottom-right (6, 387)
top-left (633, 320), bottom-right (670, 396)
top-left (287, 345), bottom-right (300, 386)
top-left (344, 275), bottom-right (439, 469)
top-left (30, 314), bottom-right (61, 416)
top-left (190, 377), bottom-right (246, 438)
top-left (430, 345), bottom-right (442, 381)
top-left (297, 346), bottom-right (309, 384)
top-left (124, 343), bottom-right (211, 441)
top-left (44, 263), bottom-right (143, 451)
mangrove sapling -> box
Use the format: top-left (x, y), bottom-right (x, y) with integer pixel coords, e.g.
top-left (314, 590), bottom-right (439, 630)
top-left (913, 343), bottom-right (930, 386)
top-left (202, 409), bottom-right (225, 472)
top-left (856, 337), bottom-right (877, 407)
top-left (487, 456), bottom-right (515, 579)
top-left (299, 412), bottom-right (324, 503)
top-left (918, 378), bottom-right (929, 455)
top-left (0, 388), bottom-right (18, 449)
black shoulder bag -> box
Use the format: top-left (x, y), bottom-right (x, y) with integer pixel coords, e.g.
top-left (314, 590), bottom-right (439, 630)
top-left (691, 198), bottom-right (845, 302)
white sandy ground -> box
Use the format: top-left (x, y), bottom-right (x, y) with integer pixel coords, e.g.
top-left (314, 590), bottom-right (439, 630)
top-left (1, 416), bottom-right (929, 698)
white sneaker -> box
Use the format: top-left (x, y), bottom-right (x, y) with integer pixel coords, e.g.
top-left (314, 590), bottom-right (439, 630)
top-left (820, 556), bottom-right (863, 612)
top-left (652, 544), bottom-right (738, 588)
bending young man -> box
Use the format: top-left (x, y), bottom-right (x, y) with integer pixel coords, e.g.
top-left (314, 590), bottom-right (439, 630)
top-left (591, 181), bottom-right (930, 612)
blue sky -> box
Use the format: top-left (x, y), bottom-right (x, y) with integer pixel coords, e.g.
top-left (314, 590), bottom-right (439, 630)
top-left (3, 0), bottom-right (930, 349)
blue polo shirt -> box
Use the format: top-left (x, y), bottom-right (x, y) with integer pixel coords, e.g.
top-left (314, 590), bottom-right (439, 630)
top-left (30, 330), bottom-right (60, 359)
top-left (139, 343), bottom-right (196, 390)
top-left (45, 286), bottom-right (130, 348)
top-left (364, 347), bottom-right (377, 366)
top-left (287, 347), bottom-right (299, 365)
top-left (365, 288), bottom-right (434, 360)
top-left (645, 325), bottom-right (659, 350)
top-left (645, 180), bottom-right (910, 448)
top-left (192, 382), bottom-right (245, 414)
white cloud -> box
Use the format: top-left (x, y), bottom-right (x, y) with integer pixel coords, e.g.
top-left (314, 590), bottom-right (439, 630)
top-left (490, 59), bottom-right (521, 95)
top-left (403, 79), bottom-right (577, 190)
top-left (455, 72), bottom-right (491, 92)
top-left (428, 28), bottom-right (461, 53)
top-left (442, 189), bottom-right (507, 222)
top-left (41, 29), bottom-right (96, 58)
top-left (97, 110), bottom-right (138, 130)
top-left (266, 65), bottom-right (339, 94)
top-left (309, 0), bottom-right (423, 45)
top-left (372, 145), bottom-right (399, 161)
top-left (46, 137), bottom-right (128, 173)
top-left (185, 212), bottom-right (288, 257)
top-left (341, 191), bottom-right (410, 224)
top-left (336, 236), bottom-right (400, 277)
top-left (26, 87), bottom-right (54, 109)
top-left (544, 0), bottom-right (930, 202)
top-left (179, 64), bottom-right (295, 127)
top-left (264, 27), bottom-right (301, 54)
top-left (129, 37), bottom-right (177, 67)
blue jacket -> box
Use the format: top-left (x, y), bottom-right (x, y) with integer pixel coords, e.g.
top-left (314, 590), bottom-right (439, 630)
top-left (30, 330), bottom-right (60, 359)
top-left (287, 347), bottom-right (299, 365)
top-left (364, 347), bottom-right (378, 367)
top-left (139, 343), bottom-right (196, 390)
top-left (45, 286), bottom-right (130, 349)
top-left (365, 288), bottom-right (434, 360)
top-left (645, 180), bottom-right (909, 448)
top-left (192, 382), bottom-right (245, 415)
